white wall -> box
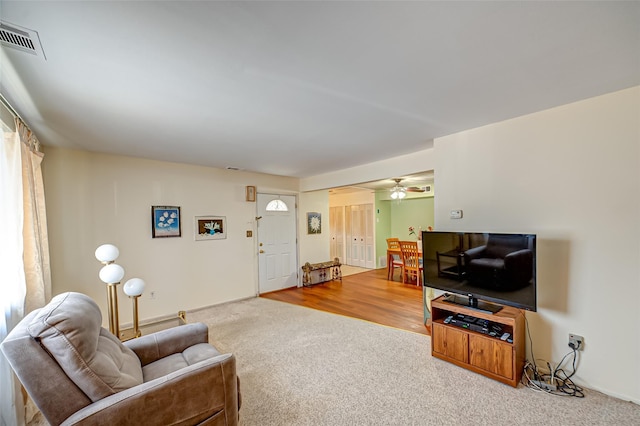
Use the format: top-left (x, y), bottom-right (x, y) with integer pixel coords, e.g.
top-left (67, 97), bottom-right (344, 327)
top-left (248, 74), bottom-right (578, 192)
top-left (299, 190), bottom-right (331, 266)
top-left (42, 148), bottom-right (299, 325)
top-left (300, 147), bottom-right (435, 192)
top-left (434, 86), bottom-right (640, 402)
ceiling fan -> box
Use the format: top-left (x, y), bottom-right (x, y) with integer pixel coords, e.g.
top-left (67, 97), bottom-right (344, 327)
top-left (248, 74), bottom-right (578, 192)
top-left (390, 178), bottom-right (428, 199)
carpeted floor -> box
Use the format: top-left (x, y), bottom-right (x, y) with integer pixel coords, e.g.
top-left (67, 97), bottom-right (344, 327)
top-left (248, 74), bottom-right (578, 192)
top-left (188, 297), bottom-right (640, 426)
top-left (27, 297), bottom-right (640, 425)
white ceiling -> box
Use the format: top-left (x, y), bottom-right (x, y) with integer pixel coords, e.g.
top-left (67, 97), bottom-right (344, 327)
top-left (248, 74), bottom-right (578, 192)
top-left (1, 1), bottom-right (638, 179)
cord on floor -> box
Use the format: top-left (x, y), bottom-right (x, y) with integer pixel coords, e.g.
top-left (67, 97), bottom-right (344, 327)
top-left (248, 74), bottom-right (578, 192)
top-left (522, 316), bottom-right (585, 397)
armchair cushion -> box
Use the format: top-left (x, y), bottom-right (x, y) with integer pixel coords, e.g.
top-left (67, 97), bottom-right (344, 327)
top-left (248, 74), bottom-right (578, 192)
top-left (26, 292), bottom-right (143, 402)
top-left (142, 343), bottom-right (221, 382)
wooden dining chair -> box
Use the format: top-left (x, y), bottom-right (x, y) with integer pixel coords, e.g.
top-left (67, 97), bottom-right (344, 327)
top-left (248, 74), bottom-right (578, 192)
top-left (386, 238), bottom-right (403, 281)
top-left (399, 240), bottom-right (423, 286)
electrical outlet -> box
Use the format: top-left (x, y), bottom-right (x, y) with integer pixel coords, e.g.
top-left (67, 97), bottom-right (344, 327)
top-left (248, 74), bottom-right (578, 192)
top-left (569, 333), bottom-right (584, 350)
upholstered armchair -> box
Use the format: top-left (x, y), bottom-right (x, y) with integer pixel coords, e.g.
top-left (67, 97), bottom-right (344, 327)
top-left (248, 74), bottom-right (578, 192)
top-left (463, 234), bottom-right (533, 290)
top-left (1, 292), bottom-right (240, 426)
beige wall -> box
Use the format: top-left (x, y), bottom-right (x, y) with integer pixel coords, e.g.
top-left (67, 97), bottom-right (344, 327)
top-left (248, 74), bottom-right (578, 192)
top-left (42, 148), bottom-right (299, 325)
top-left (40, 86), bottom-right (640, 402)
top-left (299, 190), bottom-right (331, 265)
top-left (434, 86), bottom-right (640, 402)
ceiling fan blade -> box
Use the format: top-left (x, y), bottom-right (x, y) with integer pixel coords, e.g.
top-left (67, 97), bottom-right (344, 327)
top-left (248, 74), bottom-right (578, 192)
top-left (406, 186), bottom-right (425, 192)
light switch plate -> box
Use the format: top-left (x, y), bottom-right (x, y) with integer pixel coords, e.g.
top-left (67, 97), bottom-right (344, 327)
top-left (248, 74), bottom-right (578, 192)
top-left (450, 210), bottom-right (463, 219)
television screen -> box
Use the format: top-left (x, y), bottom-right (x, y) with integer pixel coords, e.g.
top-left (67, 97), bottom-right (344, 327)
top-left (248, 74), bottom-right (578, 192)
top-left (422, 231), bottom-right (537, 312)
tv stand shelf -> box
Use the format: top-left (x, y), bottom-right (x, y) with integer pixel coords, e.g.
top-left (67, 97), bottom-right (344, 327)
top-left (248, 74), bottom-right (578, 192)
top-left (430, 294), bottom-right (525, 387)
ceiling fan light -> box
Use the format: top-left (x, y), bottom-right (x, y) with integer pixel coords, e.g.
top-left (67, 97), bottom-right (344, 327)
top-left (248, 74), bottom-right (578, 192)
top-left (390, 186), bottom-right (407, 199)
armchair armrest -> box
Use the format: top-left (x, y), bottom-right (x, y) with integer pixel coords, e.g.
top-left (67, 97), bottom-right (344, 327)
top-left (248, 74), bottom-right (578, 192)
top-left (124, 322), bottom-right (209, 366)
top-left (463, 245), bottom-right (486, 262)
top-left (504, 249), bottom-right (534, 285)
top-left (62, 353), bottom-right (238, 426)
top-left (503, 249), bottom-right (533, 268)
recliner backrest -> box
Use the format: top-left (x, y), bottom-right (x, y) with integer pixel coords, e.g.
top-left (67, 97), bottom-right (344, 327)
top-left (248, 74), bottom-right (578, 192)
top-left (484, 235), bottom-right (528, 258)
top-left (1, 308), bottom-right (93, 425)
top-left (27, 292), bottom-right (143, 402)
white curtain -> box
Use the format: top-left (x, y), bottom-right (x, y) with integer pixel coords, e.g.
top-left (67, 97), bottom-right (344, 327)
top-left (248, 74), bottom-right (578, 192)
top-left (0, 118), bottom-right (51, 426)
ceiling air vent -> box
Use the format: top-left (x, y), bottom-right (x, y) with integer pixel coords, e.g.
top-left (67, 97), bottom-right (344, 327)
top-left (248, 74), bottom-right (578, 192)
top-left (0, 21), bottom-right (46, 59)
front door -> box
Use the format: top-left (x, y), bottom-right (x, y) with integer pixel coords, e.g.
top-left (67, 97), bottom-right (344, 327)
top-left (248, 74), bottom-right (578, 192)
top-left (257, 194), bottom-right (298, 293)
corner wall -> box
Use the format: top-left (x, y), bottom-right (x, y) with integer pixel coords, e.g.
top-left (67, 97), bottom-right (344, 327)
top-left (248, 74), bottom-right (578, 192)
top-left (299, 190), bottom-right (331, 266)
top-left (434, 86), bottom-right (640, 402)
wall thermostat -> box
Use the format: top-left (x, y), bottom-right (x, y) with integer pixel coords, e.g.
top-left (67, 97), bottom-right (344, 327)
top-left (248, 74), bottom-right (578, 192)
top-left (450, 210), bottom-right (463, 219)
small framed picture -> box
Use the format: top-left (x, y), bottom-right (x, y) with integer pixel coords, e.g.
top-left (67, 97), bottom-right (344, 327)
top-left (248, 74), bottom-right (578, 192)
top-left (152, 206), bottom-right (181, 238)
top-left (246, 185), bottom-right (256, 202)
top-left (307, 212), bottom-right (321, 234)
top-left (195, 216), bottom-right (227, 241)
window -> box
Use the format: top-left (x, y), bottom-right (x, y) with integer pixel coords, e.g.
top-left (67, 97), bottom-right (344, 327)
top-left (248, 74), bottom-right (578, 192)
top-left (265, 199), bottom-right (288, 212)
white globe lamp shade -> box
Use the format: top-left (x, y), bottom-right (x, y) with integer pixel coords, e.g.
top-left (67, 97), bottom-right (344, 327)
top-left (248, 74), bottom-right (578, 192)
top-left (99, 263), bottom-right (125, 284)
top-left (123, 278), bottom-right (146, 297)
top-left (390, 189), bottom-right (406, 200)
top-left (95, 244), bottom-right (119, 263)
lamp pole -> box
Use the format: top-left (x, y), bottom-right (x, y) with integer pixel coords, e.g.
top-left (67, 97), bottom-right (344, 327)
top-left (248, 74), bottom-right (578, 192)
top-left (124, 278), bottom-right (145, 338)
top-left (97, 260), bottom-right (125, 337)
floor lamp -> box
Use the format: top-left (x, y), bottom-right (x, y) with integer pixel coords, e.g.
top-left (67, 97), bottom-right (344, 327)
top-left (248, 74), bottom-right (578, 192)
top-left (95, 244), bottom-right (144, 339)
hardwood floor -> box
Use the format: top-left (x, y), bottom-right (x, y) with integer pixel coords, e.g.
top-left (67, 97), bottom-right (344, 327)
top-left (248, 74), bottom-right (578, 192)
top-left (260, 267), bottom-right (428, 335)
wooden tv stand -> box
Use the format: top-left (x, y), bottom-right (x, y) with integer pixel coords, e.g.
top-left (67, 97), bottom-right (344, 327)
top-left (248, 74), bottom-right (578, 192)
top-left (430, 294), bottom-right (525, 387)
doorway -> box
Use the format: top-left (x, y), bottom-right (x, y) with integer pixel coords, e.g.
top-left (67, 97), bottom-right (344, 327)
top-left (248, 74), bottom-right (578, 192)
top-left (257, 193), bottom-right (298, 293)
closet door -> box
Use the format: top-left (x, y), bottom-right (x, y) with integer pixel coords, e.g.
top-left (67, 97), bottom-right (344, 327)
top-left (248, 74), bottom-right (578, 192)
top-left (354, 205), bottom-right (365, 267)
top-left (363, 203), bottom-right (375, 269)
top-left (345, 206), bottom-right (353, 265)
top-left (329, 206), bottom-right (344, 262)
top-left (345, 204), bottom-right (374, 268)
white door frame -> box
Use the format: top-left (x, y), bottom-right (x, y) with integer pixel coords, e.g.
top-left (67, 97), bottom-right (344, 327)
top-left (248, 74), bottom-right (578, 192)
top-left (256, 193), bottom-right (299, 294)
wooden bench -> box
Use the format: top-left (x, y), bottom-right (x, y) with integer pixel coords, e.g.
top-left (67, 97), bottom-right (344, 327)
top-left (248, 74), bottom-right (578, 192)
top-left (302, 258), bottom-right (342, 286)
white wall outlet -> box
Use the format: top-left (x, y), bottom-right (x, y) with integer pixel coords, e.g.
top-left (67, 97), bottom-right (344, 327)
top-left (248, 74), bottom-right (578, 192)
top-left (450, 209), bottom-right (463, 219)
top-left (569, 333), bottom-right (584, 350)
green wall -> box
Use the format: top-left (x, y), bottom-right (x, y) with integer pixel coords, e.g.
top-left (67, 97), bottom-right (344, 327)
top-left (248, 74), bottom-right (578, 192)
top-left (374, 194), bottom-right (434, 267)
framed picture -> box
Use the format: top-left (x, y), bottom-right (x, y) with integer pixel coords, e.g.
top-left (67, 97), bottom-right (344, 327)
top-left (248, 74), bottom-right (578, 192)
top-left (152, 206), bottom-right (181, 238)
top-left (246, 185), bottom-right (256, 202)
top-left (307, 212), bottom-right (321, 234)
top-left (195, 216), bottom-right (227, 241)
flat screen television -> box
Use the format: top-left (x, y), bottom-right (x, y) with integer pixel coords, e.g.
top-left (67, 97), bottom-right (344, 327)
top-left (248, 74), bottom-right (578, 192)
top-left (421, 231), bottom-right (537, 313)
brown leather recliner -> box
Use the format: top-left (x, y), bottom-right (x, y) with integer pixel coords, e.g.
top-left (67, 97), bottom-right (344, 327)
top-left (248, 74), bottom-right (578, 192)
top-left (1, 292), bottom-right (240, 425)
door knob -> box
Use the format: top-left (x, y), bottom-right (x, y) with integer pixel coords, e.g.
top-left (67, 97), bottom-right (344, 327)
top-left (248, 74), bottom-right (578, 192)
top-left (259, 250), bottom-right (265, 254)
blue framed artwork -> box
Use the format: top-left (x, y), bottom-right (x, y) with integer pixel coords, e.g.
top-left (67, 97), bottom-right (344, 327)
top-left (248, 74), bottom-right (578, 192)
top-left (152, 206), bottom-right (181, 238)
